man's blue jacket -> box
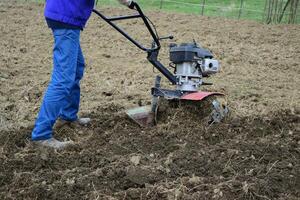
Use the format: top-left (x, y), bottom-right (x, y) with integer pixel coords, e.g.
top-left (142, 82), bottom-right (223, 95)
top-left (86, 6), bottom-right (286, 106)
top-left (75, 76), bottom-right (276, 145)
top-left (44, 0), bottom-right (95, 29)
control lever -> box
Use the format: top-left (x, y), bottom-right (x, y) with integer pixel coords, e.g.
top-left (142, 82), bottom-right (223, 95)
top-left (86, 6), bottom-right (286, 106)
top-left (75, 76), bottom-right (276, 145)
top-left (159, 35), bottom-right (174, 40)
top-left (152, 36), bottom-right (174, 48)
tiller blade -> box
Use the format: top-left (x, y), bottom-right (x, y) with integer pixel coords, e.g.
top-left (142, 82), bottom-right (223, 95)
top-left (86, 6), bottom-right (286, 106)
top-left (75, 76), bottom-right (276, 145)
top-left (125, 106), bottom-right (154, 127)
top-left (126, 95), bottom-right (159, 127)
top-left (126, 91), bottom-right (229, 127)
top-left (181, 92), bottom-right (229, 124)
top-left (126, 77), bottom-right (229, 127)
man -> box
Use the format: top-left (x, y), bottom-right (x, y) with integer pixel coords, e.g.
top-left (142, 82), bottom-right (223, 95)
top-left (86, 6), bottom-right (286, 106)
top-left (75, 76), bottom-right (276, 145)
top-left (32, 0), bottom-right (134, 149)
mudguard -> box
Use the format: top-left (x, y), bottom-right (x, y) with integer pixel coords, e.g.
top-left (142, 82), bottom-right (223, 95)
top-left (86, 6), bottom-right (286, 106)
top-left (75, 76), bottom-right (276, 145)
top-left (180, 92), bottom-right (224, 101)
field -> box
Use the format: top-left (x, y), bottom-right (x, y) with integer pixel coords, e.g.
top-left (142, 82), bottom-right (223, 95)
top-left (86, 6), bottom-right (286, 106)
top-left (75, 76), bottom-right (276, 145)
top-left (99, 0), bottom-right (266, 21)
top-left (98, 0), bottom-right (299, 22)
top-left (0, 1), bottom-right (300, 200)
top-left (14, 0), bottom-right (300, 23)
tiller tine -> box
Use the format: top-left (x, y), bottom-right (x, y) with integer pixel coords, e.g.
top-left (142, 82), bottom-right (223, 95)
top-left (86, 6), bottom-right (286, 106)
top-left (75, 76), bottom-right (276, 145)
top-left (126, 75), bottom-right (229, 126)
top-left (126, 95), bottom-right (159, 127)
top-left (125, 106), bottom-right (155, 127)
top-left (126, 76), bottom-right (161, 127)
top-left (181, 91), bottom-right (229, 124)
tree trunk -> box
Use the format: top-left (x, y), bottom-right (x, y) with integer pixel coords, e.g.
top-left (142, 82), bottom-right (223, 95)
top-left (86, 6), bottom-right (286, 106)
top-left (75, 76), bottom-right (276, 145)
top-left (238, 0), bottom-right (244, 19)
top-left (279, 0), bottom-right (292, 23)
top-left (160, 0), bottom-right (163, 9)
top-left (201, 0), bottom-right (206, 16)
top-left (265, 0), bottom-right (299, 24)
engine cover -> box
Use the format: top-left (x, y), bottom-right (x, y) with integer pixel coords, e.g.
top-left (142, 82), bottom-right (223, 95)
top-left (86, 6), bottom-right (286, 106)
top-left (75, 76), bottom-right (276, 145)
top-left (170, 43), bottom-right (213, 63)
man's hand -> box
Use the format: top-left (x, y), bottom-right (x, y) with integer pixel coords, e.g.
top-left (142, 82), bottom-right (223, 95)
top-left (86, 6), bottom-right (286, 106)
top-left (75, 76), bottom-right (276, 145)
top-left (118, 0), bottom-right (135, 9)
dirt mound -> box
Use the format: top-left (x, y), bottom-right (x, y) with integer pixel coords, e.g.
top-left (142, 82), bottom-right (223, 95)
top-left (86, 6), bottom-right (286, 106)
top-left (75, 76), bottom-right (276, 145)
top-left (0, 105), bottom-right (299, 199)
top-left (0, 1), bottom-right (299, 199)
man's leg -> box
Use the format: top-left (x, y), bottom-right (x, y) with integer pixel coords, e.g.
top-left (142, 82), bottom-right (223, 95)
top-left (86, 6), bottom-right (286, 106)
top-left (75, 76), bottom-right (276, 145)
top-left (59, 45), bottom-right (85, 121)
top-left (31, 29), bottom-right (81, 141)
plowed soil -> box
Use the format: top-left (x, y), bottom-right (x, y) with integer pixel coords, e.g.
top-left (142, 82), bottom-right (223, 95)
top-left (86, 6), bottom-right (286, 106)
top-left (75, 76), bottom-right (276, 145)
top-left (0, 1), bottom-right (299, 200)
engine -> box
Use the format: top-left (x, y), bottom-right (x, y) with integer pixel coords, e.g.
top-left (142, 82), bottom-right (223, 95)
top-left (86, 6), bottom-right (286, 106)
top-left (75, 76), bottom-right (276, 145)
top-left (170, 42), bottom-right (220, 92)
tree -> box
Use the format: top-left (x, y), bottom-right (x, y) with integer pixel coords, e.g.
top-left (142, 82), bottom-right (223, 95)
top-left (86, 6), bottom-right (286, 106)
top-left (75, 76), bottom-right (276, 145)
top-left (264, 0), bottom-right (299, 24)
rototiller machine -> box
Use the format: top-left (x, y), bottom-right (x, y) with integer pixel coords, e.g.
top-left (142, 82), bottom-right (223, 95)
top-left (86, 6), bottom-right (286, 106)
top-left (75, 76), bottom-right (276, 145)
top-left (93, 2), bottom-right (228, 127)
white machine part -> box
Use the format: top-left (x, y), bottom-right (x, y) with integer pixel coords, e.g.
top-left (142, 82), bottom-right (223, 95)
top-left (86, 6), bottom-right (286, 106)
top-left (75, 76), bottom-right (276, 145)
top-left (200, 58), bottom-right (220, 76)
top-left (170, 43), bottom-right (221, 92)
top-left (175, 58), bottom-right (220, 92)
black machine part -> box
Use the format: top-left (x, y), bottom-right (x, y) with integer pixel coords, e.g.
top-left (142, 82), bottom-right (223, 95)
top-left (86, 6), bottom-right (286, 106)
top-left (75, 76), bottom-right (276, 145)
top-left (92, 2), bottom-right (219, 91)
top-left (170, 43), bottom-right (213, 64)
top-left (93, 2), bottom-right (177, 85)
top-left (93, 3), bottom-right (227, 126)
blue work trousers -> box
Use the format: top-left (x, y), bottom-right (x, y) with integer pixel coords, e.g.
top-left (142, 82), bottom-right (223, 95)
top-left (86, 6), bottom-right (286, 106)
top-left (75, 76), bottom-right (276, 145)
top-left (32, 29), bottom-right (85, 141)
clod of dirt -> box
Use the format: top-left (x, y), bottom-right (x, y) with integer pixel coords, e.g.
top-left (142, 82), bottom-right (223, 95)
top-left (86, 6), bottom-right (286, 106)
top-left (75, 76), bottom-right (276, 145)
top-left (130, 155), bottom-right (141, 166)
top-left (125, 167), bottom-right (160, 186)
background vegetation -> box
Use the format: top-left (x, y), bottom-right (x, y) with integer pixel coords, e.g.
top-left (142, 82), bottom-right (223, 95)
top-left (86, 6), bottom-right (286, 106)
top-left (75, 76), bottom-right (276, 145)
top-left (18, 0), bottom-right (300, 23)
top-left (96, 0), bottom-right (300, 23)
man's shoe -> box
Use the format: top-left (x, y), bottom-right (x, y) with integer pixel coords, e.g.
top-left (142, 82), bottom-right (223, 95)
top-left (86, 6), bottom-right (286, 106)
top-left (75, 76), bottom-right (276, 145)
top-left (34, 138), bottom-right (74, 150)
top-left (54, 118), bottom-right (91, 129)
top-left (76, 118), bottom-right (91, 126)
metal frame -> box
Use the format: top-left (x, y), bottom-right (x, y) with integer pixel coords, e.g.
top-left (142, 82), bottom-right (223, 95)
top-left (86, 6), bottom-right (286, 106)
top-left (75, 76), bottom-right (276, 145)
top-left (92, 2), bottom-right (177, 85)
